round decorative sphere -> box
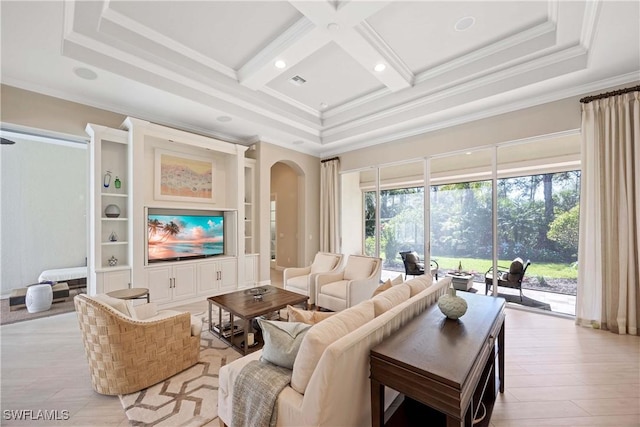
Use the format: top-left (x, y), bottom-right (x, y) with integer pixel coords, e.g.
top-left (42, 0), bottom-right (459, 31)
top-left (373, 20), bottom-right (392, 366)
top-left (438, 288), bottom-right (468, 320)
top-left (104, 204), bottom-right (121, 218)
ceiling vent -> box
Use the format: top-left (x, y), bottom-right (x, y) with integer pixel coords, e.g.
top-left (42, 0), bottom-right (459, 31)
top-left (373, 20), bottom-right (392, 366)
top-left (289, 75), bottom-right (307, 86)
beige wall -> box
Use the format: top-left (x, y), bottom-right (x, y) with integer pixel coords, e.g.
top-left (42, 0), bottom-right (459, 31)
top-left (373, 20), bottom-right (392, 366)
top-left (338, 96), bottom-right (582, 172)
top-left (1, 85), bottom-right (125, 137)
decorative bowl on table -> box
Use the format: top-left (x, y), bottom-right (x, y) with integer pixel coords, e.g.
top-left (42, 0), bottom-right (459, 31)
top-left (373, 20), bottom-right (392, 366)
top-left (245, 287), bottom-right (269, 301)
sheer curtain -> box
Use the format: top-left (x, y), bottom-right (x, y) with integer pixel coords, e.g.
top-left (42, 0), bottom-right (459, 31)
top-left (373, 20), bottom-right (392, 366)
top-left (577, 90), bottom-right (639, 335)
top-left (320, 158), bottom-right (340, 253)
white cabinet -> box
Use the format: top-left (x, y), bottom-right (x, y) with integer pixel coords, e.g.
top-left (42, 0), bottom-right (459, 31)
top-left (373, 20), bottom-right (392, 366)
top-left (243, 254), bottom-right (259, 288)
top-left (198, 258), bottom-right (238, 294)
top-left (145, 263), bottom-right (197, 304)
top-left (96, 269), bottom-right (131, 294)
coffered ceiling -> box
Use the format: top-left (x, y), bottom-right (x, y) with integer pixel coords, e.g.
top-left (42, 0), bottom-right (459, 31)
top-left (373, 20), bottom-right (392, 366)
top-left (1, 1), bottom-right (639, 156)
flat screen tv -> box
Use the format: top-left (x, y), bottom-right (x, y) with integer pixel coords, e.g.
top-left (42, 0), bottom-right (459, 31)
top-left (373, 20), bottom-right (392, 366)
top-left (147, 208), bottom-right (224, 263)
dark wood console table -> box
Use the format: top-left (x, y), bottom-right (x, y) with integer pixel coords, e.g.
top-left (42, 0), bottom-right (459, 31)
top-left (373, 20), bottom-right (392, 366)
top-left (370, 292), bottom-right (505, 427)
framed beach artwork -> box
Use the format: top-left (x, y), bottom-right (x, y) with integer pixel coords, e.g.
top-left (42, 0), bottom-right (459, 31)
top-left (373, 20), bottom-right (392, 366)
top-left (154, 149), bottom-right (215, 203)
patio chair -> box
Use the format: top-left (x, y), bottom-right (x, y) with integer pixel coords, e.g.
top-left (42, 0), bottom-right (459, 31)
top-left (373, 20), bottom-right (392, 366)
top-left (485, 257), bottom-right (531, 301)
top-left (399, 251), bottom-right (439, 280)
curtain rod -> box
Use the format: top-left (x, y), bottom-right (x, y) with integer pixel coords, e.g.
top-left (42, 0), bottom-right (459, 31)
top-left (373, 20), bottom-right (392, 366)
top-left (321, 156), bottom-right (340, 163)
top-left (579, 85), bottom-right (640, 104)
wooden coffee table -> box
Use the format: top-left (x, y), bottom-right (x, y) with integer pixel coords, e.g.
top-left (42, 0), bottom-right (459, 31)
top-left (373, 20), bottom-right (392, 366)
top-left (207, 285), bottom-right (308, 355)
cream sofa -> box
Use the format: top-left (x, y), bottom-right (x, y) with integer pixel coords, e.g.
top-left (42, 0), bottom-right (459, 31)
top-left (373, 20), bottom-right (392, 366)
top-left (218, 274), bottom-right (452, 427)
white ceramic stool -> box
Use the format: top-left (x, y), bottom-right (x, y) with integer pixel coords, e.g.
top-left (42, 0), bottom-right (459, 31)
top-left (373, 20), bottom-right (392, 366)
top-left (26, 284), bottom-right (53, 313)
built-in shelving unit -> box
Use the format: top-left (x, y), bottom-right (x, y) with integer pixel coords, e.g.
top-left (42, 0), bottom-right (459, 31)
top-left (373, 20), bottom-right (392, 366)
top-left (86, 124), bottom-right (132, 294)
top-left (87, 118), bottom-right (259, 302)
top-left (244, 158), bottom-right (256, 255)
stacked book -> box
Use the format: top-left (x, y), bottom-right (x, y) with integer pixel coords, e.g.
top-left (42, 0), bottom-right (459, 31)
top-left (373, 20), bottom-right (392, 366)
top-left (212, 322), bottom-right (244, 339)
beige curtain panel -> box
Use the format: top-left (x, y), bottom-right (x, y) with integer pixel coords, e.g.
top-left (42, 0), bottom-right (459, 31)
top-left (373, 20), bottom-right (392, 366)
top-left (577, 90), bottom-right (640, 335)
top-left (320, 158), bottom-right (340, 253)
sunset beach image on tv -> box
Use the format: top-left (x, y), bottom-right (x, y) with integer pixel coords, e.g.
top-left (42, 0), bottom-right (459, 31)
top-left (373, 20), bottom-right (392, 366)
top-left (147, 213), bottom-right (224, 262)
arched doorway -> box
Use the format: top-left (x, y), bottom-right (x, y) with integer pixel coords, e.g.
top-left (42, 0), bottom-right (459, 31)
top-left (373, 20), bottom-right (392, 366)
top-left (269, 161), bottom-right (303, 271)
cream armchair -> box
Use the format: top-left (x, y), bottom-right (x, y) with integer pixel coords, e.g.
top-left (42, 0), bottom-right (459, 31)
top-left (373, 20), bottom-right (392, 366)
top-left (316, 255), bottom-right (382, 312)
top-left (284, 252), bottom-right (343, 305)
top-left (74, 294), bottom-right (201, 395)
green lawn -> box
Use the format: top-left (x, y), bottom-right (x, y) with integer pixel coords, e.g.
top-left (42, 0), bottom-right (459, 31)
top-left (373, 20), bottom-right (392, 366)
top-left (432, 256), bottom-right (578, 279)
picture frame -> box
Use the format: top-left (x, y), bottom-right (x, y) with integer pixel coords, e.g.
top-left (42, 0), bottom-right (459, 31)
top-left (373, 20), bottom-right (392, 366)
top-left (154, 149), bottom-right (215, 203)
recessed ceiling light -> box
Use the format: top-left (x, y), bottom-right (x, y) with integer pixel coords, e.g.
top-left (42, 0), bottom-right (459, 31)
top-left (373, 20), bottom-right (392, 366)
top-left (319, 102), bottom-right (329, 110)
top-left (374, 63), bottom-right (386, 72)
top-left (327, 22), bottom-right (340, 31)
top-left (455, 16), bottom-right (475, 32)
top-left (217, 116), bottom-right (232, 122)
top-left (465, 151), bottom-right (472, 155)
top-left (274, 60), bottom-right (286, 69)
top-left (74, 67), bottom-right (98, 80)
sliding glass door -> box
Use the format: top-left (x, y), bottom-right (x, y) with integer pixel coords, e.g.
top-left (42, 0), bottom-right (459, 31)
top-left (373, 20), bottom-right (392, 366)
top-left (430, 149), bottom-right (494, 288)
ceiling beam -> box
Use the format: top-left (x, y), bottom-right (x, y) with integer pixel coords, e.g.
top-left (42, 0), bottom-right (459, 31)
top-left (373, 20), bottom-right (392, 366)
top-left (238, 18), bottom-right (329, 90)
top-left (291, 1), bottom-right (412, 91)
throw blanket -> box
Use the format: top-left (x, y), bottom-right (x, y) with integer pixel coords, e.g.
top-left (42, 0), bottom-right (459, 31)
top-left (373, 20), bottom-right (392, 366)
top-left (231, 360), bottom-right (292, 427)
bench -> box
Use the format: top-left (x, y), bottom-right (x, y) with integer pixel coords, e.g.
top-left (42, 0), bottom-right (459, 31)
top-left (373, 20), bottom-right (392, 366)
top-left (9, 283), bottom-right (70, 311)
top-left (38, 267), bottom-right (87, 290)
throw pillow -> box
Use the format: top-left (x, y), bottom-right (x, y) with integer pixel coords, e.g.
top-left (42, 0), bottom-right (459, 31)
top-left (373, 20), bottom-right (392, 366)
top-left (310, 253), bottom-right (339, 274)
top-left (92, 294), bottom-right (133, 317)
top-left (286, 305), bottom-right (335, 325)
top-left (291, 300), bottom-right (375, 394)
top-left (391, 274), bottom-right (404, 286)
top-left (372, 283), bottom-right (410, 316)
top-left (343, 256), bottom-right (375, 280)
top-left (371, 279), bottom-right (392, 297)
top-left (258, 319), bottom-right (311, 370)
top-left (508, 257), bottom-right (524, 282)
top-left (405, 276), bottom-right (429, 297)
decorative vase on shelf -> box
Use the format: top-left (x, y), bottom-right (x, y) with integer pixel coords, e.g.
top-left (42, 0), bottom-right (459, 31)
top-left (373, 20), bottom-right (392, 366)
top-left (109, 231), bottom-right (118, 242)
top-left (438, 285), bottom-right (468, 320)
top-left (104, 204), bottom-right (121, 218)
top-left (114, 176), bottom-right (121, 189)
top-left (108, 256), bottom-right (118, 267)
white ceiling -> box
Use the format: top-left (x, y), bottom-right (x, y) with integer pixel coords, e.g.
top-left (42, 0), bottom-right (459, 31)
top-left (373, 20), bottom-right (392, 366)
top-left (1, 1), bottom-right (639, 157)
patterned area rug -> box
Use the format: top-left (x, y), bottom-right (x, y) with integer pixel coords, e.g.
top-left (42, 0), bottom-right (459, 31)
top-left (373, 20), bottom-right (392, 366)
top-left (119, 331), bottom-right (240, 426)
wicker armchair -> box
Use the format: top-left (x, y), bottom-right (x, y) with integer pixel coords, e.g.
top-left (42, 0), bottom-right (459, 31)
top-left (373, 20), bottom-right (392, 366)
top-left (74, 294), bottom-right (200, 395)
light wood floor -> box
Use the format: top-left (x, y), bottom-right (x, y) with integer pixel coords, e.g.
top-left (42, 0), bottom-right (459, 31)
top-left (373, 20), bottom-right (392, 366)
top-left (1, 279), bottom-right (638, 426)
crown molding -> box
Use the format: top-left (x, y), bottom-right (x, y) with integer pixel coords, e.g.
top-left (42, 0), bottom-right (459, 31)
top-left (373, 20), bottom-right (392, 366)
top-left (414, 21), bottom-right (555, 86)
top-left (259, 86), bottom-right (323, 119)
top-left (580, 0), bottom-right (601, 51)
top-left (323, 21), bottom-right (556, 122)
top-left (355, 21), bottom-right (415, 86)
top-left (548, 0), bottom-right (559, 24)
top-left (319, 71), bottom-right (640, 157)
top-left (98, 3), bottom-right (237, 79)
top-left (62, 27), bottom-right (323, 138)
top-left (321, 44), bottom-right (587, 138)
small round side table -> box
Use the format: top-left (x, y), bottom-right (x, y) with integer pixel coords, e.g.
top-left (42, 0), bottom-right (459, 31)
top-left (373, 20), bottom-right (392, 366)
top-left (106, 288), bottom-right (150, 303)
